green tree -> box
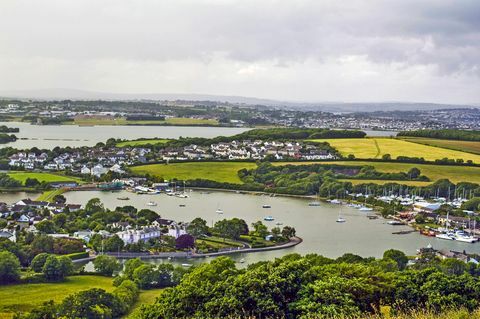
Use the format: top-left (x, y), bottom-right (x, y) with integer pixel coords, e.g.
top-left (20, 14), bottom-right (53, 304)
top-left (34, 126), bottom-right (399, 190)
top-left (383, 249), bottom-right (408, 270)
top-left (42, 255), bottom-right (72, 281)
top-left (85, 198), bottom-right (104, 214)
top-left (36, 220), bottom-right (56, 234)
top-left (104, 235), bottom-right (124, 252)
top-left (187, 217), bottom-right (209, 238)
top-left (123, 258), bottom-right (143, 279)
top-left (0, 251), bottom-right (21, 283)
top-left (93, 255), bottom-right (121, 276)
top-left (59, 288), bottom-right (122, 319)
top-left (251, 220), bottom-right (268, 238)
top-left (30, 253), bottom-right (50, 272)
top-left (133, 264), bottom-right (158, 289)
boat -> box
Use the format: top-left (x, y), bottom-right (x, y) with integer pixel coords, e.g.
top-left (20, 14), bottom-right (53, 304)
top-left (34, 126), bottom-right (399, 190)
top-left (454, 230), bottom-right (477, 243)
top-left (181, 263), bottom-right (192, 267)
top-left (358, 206), bottom-right (373, 211)
top-left (275, 222), bottom-right (283, 226)
top-left (117, 196), bottom-right (130, 200)
top-left (264, 216), bottom-right (274, 221)
top-left (329, 199), bottom-right (341, 204)
top-left (177, 193), bottom-right (189, 198)
top-left (387, 220), bottom-right (404, 226)
top-left (216, 208), bottom-right (224, 214)
top-left (179, 204), bottom-right (186, 207)
top-left (239, 258), bottom-right (245, 263)
top-left (262, 204), bottom-right (271, 208)
top-left (147, 201), bottom-right (157, 207)
top-left (436, 232), bottom-right (455, 240)
top-left (308, 201), bottom-right (321, 206)
top-left (367, 214), bottom-right (378, 220)
top-left (336, 207), bottom-right (346, 223)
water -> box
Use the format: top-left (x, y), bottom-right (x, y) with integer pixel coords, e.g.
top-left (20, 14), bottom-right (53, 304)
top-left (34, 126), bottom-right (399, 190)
top-left (63, 190), bottom-right (480, 266)
top-left (0, 122), bottom-right (249, 149)
top-left (0, 191), bottom-right (40, 204)
top-left (363, 130), bottom-right (398, 137)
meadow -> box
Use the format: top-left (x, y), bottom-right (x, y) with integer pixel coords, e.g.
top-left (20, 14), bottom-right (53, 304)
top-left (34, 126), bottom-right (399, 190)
top-left (399, 137), bottom-right (480, 155)
top-left (7, 172), bottom-right (82, 184)
top-left (116, 138), bottom-right (171, 147)
top-left (0, 276), bottom-right (115, 317)
top-left (130, 162), bottom-right (258, 183)
top-left (309, 137), bottom-right (480, 163)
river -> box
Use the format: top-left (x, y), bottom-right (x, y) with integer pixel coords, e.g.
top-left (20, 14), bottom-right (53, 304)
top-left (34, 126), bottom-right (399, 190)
top-left (0, 122), bottom-right (396, 149)
top-left (60, 189), bottom-right (480, 266)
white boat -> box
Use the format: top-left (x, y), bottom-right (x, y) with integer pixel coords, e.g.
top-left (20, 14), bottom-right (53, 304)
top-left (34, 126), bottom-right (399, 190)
top-left (147, 201), bottom-right (157, 206)
top-left (216, 208), bottom-right (224, 214)
top-left (308, 201), bottom-right (321, 206)
top-left (387, 220), bottom-right (404, 226)
top-left (336, 207), bottom-right (346, 223)
top-left (454, 230), bottom-right (477, 243)
top-left (436, 232), bottom-right (455, 240)
top-left (264, 216), bottom-right (274, 221)
top-left (358, 206), bottom-right (373, 211)
top-left (329, 199), bottom-right (341, 204)
top-left (177, 193), bottom-right (189, 198)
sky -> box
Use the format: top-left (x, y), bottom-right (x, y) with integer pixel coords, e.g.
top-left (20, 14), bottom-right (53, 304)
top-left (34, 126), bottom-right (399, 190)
top-left (0, 0), bottom-right (479, 104)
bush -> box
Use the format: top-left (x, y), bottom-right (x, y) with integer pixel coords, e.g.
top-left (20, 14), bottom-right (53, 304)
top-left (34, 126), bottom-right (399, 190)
top-left (30, 253), bottom-right (50, 273)
top-left (93, 255), bottom-right (121, 276)
top-left (0, 251), bottom-right (21, 283)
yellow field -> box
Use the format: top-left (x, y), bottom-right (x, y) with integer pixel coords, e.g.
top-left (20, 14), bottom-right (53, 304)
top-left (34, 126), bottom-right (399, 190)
top-left (399, 137), bottom-right (480, 155)
top-left (309, 138), bottom-right (480, 163)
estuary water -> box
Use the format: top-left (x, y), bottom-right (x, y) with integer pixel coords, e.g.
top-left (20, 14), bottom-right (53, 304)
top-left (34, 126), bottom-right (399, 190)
top-left (62, 190), bottom-right (480, 265)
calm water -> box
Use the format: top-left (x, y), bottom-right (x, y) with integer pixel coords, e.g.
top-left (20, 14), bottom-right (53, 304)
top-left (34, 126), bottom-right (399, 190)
top-left (0, 191), bottom-right (40, 204)
top-left (63, 190), bottom-right (480, 266)
top-left (0, 122), bottom-right (249, 149)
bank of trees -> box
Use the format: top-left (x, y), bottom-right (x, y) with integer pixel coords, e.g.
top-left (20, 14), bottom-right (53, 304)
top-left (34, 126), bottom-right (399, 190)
top-left (398, 129), bottom-right (480, 141)
top-left (138, 252), bottom-right (480, 319)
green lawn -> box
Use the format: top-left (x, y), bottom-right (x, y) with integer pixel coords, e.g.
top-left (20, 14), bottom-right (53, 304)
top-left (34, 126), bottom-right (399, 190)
top-left (36, 188), bottom-right (67, 202)
top-left (7, 172), bottom-right (82, 185)
top-left (116, 139), bottom-right (171, 147)
top-left (131, 162), bottom-right (257, 183)
top-left (399, 137), bottom-right (480, 155)
top-left (309, 137), bottom-right (480, 163)
top-left (0, 276), bottom-right (115, 316)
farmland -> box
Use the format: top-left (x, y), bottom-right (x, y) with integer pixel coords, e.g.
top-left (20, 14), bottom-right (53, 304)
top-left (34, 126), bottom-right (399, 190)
top-left (399, 137), bottom-right (480, 155)
top-left (0, 276), bottom-right (115, 317)
top-left (130, 162), bottom-right (258, 184)
top-left (116, 138), bottom-right (171, 147)
top-left (309, 137), bottom-right (480, 163)
top-left (7, 172), bottom-right (82, 185)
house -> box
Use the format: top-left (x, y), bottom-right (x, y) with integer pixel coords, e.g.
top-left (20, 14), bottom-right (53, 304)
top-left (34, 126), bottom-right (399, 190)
top-left (0, 230), bottom-right (15, 241)
top-left (116, 226), bottom-right (162, 244)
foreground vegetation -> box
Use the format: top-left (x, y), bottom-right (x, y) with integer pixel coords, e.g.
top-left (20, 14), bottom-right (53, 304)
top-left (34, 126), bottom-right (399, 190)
top-left (310, 137), bottom-right (480, 163)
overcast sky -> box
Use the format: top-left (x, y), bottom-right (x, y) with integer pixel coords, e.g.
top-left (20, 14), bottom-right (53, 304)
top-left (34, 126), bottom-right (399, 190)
top-left (0, 0), bottom-right (479, 104)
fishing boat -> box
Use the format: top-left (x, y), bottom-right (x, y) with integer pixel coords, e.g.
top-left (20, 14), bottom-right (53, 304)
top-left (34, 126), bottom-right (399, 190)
top-left (329, 199), bottom-right (341, 204)
top-left (147, 201), bottom-right (157, 207)
top-left (367, 214), bottom-right (378, 220)
top-left (264, 216), bottom-right (274, 221)
top-left (117, 196), bottom-right (130, 200)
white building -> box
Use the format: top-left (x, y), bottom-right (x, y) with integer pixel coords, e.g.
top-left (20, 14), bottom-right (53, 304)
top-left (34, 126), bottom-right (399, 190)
top-left (116, 226), bottom-right (162, 244)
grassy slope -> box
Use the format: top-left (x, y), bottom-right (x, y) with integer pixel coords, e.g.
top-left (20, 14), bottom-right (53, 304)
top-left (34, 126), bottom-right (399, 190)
top-left (309, 138), bottom-right (480, 163)
top-left (116, 139), bottom-right (170, 147)
top-left (0, 276), bottom-right (115, 316)
top-left (131, 162), bottom-right (257, 183)
top-left (7, 172), bottom-right (82, 184)
top-left (124, 288), bottom-right (163, 319)
top-left (399, 137), bottom-right (480, 155)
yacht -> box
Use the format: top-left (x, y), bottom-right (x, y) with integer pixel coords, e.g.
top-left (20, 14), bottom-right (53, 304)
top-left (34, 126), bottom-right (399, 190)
top-left (177, 193), bottom-right (189, 198)
top-left (436, 232), bottom-right (455, 240)
top-left (329, 199), bottom-right (341, 204)
top-left (454, 230), bottom-right (477, 243)
top-left (336, 207), bottom-right (346, 223)
top-left (308, 201), bottom-right (321, 206)
top-left (358, 206), bottom-right (373, 211)
top-left (387, 220), bottom-right (404, 226)
top-left (216, 208), bottom-right (224, 214)
top-left (147, 201), bottom-right (157, 207)
top-left (264, 216), bottom-right (275, 221)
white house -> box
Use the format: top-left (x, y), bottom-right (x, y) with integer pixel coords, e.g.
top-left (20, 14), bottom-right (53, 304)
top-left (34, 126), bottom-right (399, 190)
top-left (116, 226), bottom-right (162, 244)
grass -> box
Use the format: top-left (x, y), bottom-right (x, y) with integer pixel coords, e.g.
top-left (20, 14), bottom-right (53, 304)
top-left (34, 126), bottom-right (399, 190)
top-left (309, 137), bottom-right (480, 163)
top-left (124, 288), bottom-right (163, 319)
top-left (399, 137), bottom-right (480, 155)
top-left (131, 162), bottom-right (257, 184)
top-left (338, 179), bottom-right (432, 186)
top-left (36, 188), bottom-right (67, 202)
top-left (299, 161), bottom-right (480, 184)
top-left (72, 117), bottom-right (218, 126)
top-left (7, 172), bottom-right (82, 185)
top-left (116, 139), bottom-right (170, 147)
top-left (0, 276), bottom-right (115, 316)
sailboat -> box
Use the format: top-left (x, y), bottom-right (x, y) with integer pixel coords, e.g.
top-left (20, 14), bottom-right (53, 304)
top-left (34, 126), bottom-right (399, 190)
top-left (336, 207), bottom-right (346, 223)
top-left (215, 203), bottom-right (223, 214)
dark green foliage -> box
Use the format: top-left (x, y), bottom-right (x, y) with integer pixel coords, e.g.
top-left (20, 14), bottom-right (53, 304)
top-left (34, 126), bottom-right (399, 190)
top-left (30, 253), bottom-right (50, 272)
top-left (92, 255), bottom-right (121, 276)
top-left (398, 129), bottom-right (480, 141)
top-left (42, 255), bottom-right (73, 281)
top-left (0, 251), bottom-right (21, 283)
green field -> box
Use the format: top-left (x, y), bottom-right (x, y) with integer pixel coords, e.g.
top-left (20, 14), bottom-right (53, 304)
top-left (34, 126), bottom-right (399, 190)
top-left (7, 172), bottom-right (82, 185)
top-left (399, 137), bottom-right (480, 155)
top-left (36, 188), bottom-right (67, 202)
top-left (310, 138), bottom-right (480, 163)
top-left (72, 117), bottom-right (218, 126)
top-left (116, 139), bottom-right (170, 147)
top-left (131, 162), bottom-right (257, 183)
top-left (124, 288), bottom-right (163, 318)
top-left (312, 161), bottom-right (480, 184)
top-left (0, 276), bottom-right (115, 316)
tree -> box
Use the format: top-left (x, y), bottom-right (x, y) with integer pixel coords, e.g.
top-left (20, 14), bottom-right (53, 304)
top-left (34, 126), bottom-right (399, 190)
top-left (123, 258), bottom-right (143, 279)
top-left (441, 258), bottom-right (467, 275)
top-left (175, 234), bottom-right (195, 250)
top-left (104, 235), bottom-right (124, 252)
top-left (133, 264), bottom-right (158, 289)
top-left (53, 238), bottom-right (84, 255)
top-left (137, 209), bottom-right (158, 223)
top-left (281, 226), bottom-right (296, 238)
top-left (251, 221), bottom-right (268, 238)
top-left (383, 249), bottom-right (408, 270)
top-left (0, 251), bottom-right (21, 283)
top-left (93, 255), bottom-right (121, 276)
top-left (408, 167), bottom-right (421, 179)
top-left (382, 154), bottom-right (391, 161)
top-left (31, 253), bottom-right (50, 272)
top-left (187, 217), bottom-right (209, 238)
top-left (60, 288), bottom-right (122, 319)
top-left (36, 220), bottom-right (56, 234)
top-left (31, 235), bottom-right (55, 254)
top-left (214, 219), bottom-right (245, 240)
top-left (53, 194), bottom-right (67, 204)
top-left (85, 198), bottom-right (104, 214)
top-left (25, 178), bottom-right (40, 187)
top-left (53, 213), bottom-right (67, 228)
top-left (42, 255), bottom-right (72, 281)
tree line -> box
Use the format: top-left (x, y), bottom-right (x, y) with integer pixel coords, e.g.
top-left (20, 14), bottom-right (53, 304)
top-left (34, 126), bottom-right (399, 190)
top-left (398, 129), bottom-right (480, 141)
